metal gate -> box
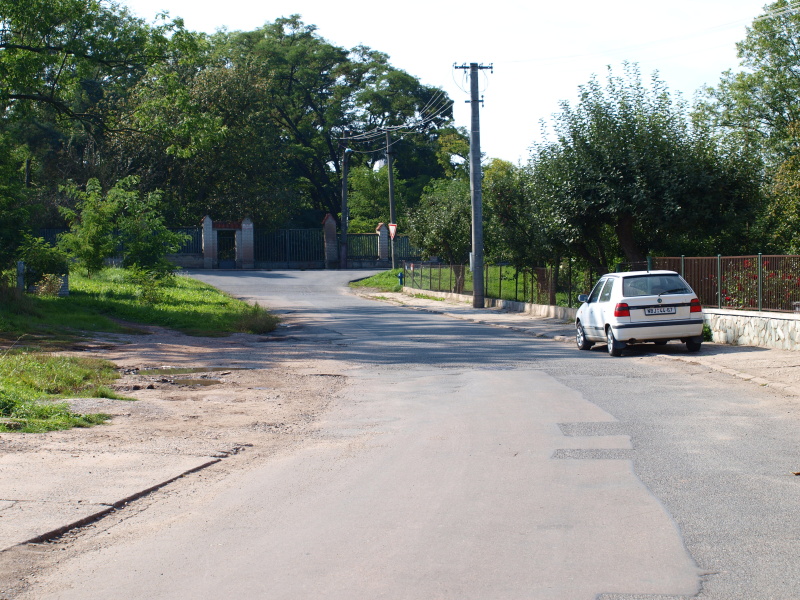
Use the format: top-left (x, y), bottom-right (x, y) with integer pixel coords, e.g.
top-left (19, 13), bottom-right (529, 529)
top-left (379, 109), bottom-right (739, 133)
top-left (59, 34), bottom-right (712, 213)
top-left (254, 229), bottom-right (324, 268)
top-left (217, 230), bottom-right (237, 268)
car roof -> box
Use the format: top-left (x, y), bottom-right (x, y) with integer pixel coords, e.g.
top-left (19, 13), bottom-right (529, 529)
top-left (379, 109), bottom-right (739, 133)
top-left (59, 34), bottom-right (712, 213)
top-left (601, 270), bottom-right (678, 278)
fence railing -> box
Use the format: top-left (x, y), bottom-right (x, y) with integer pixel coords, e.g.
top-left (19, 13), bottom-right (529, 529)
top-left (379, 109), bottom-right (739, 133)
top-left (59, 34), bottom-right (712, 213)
top-left (254, 229), bottom-right (324, 263)
top-left (649, 255), bottom-right (800, 313)
top-left (403, 262), bottom-right (566, 305)
top-left (345, 233), bottom-right (379, 260)
top-left (406, 255), bottom-right (800, 314)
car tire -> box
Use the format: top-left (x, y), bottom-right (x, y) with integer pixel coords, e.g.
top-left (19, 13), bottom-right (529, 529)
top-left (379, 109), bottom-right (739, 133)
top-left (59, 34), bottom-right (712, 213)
top-left (576, 322), bottom-right (593, 350)
top-left (606, 327), bottom-right (624, 357)
top-left (653, 340), bottom-right (668, 346)
top-left (686, 339), bottom-right (702, 353)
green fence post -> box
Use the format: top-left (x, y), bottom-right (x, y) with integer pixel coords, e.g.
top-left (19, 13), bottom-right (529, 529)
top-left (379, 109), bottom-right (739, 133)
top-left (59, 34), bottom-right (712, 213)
top-left (758, 252), bottom-right (763, 312)
top-left (717, 254), bottom-right (722, 309)
top-left (499, 265), bottom-right (503, 300)
top-left (680, 255), bottom-right (685, 278)
top-left (646, 256), bottom-right (653, 272)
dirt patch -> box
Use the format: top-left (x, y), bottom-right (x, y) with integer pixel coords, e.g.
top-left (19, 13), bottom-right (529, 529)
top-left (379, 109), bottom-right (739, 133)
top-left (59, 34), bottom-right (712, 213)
top-left (0, 325), bottom-right (346, 598)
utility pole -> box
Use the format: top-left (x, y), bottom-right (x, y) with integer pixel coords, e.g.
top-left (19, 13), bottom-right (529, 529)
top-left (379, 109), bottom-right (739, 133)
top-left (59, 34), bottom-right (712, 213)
top-left (455, 62), bottom-right (492, 308)
top-left (386, 131), bottom-right (397, 270)
top-left (340, 131), bottom-right (351, 270)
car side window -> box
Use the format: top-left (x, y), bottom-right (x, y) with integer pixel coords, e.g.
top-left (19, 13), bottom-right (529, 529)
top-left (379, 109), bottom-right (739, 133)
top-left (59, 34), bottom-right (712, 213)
top-left (587, 278), bottom-right (605, 303)
top-left (599, 278), bottom-right (614, 302)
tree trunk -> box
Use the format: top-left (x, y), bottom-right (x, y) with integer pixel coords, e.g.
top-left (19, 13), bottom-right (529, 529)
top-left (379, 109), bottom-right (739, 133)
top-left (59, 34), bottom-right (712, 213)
top-left (615, 215), bottom-right (644, 263)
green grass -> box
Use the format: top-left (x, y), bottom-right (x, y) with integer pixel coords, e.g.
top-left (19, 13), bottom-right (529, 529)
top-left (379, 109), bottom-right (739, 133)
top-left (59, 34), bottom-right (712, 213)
top-left (0, 352), bottom-right (123, 433)
top-left (349, 269), bottom-right (404, 292)
top-left (412, 293), bottom-right (444, 301)
top-left (0, 267), bottom-right (280, 433)
top-left (0, 268), bottom-right (279, 341)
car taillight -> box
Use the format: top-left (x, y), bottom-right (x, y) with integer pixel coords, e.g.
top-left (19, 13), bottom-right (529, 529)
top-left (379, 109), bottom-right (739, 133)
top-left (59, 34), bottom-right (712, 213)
top-left (614, 302), bottom-right (630, 317)
top-left (690, 298), bottom-right (702, 313)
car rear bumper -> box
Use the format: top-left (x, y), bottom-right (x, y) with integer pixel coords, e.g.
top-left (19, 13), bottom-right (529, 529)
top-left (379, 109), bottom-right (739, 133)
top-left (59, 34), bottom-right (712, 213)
top-left (612, 318), bottom-right (704, 342)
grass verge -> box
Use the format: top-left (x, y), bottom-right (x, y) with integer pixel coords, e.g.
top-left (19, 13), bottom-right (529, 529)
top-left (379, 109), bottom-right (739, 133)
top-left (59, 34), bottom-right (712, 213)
top-left (0, 268), bottom-right (279, 341)
top-left (349, 269), bottom-right (404, 292)
top-left (0, 267), bottom-right (279, 432)
top-left (0, 352), bottom-right (124, 433)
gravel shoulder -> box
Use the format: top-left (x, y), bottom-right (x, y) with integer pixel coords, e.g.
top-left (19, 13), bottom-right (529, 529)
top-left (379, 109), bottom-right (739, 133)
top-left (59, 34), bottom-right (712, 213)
top-left (0, 325), bottom-right (344, 598)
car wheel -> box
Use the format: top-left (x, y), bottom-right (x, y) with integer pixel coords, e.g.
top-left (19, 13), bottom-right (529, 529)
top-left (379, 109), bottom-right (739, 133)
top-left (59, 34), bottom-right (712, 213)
top-left (576, 322), bottom-right (593, 350)
top-left (686, 339), bottom-right (702, 353)
top-left (653, 340), bottom-right (668, 346)
top-left (606, 327), bottom-right (624, 357)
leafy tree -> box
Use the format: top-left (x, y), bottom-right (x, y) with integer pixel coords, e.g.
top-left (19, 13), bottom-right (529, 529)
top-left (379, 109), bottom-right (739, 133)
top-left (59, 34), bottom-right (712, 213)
top-left (58, 179), bottom-right (118, 276)
top-left (705, 0), bottom-right (800, 252)
top-left (533, 63), bottom-right (762, 268)
top-left (408, 179), bottom-right (472, 266)
top-left (709, 0), bottom-right (800, 162)
top-left (113, 177), bottom-right (189, 275)
top-left (484, 159), bottom-right (555, 268)
top-left (347, 165), bottom-right (406, 233)
top-left (0, 134), bottom-right (29, 269)
top-left (0, 0), bottom-right (184, 131)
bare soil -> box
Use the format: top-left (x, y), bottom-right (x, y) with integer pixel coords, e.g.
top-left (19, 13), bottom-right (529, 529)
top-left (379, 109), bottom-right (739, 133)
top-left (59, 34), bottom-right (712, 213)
top-left (0, 325), bottom-right (345, 599)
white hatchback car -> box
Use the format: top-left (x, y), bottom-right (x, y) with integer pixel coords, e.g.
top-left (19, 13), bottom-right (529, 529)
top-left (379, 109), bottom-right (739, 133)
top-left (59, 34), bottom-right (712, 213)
top-left (575, 270), bottom-right (704, 356)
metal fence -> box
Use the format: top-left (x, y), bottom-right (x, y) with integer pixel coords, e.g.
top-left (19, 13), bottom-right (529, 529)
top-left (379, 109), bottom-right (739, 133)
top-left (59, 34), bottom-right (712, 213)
top-left (406, 255), bottom-right (800, 313)
top-left (345, 233), bottom-right (379, 260)
top-left (254, 229), bottom-right (324, 263)
top-left (170, 227), bottom-right (202, 254)
top-left (394, 236), bottom-right (424, 262)
top-left (403, 262), bottom-right (558, 304)
top-left (648, 255), bottom-right (800, 313)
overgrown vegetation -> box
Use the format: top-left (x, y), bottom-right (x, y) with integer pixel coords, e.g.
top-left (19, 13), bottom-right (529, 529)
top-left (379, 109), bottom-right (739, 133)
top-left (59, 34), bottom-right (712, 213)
top-left (0, 352), bottom-right (120, 433)
top-left (0, 265), bottom-right (279, 433)
top-left (0, 268), bottom-right (279, 339)
top-left (349, 269), bottom-right (404, 292)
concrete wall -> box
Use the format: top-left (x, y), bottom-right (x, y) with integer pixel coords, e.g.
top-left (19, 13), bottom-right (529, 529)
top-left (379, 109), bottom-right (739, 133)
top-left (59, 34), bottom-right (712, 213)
top-left (703, 308), bottom-right (800, 350)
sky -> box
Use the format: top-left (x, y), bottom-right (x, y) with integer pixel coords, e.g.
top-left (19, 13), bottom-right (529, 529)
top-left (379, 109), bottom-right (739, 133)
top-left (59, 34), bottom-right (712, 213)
top-left (121, 0), bottom-right (770, 164)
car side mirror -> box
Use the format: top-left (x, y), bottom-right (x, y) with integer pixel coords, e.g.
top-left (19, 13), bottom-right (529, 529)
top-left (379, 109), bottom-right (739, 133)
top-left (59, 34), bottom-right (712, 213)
top-left (578, 294), bottom-right (589, 303)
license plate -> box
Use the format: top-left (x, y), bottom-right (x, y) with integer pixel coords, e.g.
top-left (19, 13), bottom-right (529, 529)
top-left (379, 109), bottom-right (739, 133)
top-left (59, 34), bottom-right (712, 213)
top-left (645, 306), bottom-right (676, 315)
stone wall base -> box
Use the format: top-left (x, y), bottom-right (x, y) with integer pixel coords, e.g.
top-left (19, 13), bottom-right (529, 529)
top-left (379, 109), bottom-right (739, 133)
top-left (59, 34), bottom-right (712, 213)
top-left (703, 309), bottom-right (800, 351)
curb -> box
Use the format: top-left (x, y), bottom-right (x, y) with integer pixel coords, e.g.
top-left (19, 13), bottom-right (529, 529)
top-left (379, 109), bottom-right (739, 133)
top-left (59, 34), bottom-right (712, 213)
top-left (8, 458), bottom-right (221, 551)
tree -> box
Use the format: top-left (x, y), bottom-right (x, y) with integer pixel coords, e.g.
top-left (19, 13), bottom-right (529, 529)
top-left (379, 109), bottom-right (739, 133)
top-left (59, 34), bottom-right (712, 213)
top-left (709, 0), bottom-right (800, 163)
top-left (408, 179), bottom-right (472, 265)
top-left (113, 177), bottom-right (189, 275)
top-left (0, 0), bottom-right (185, 132)
top-left (0, 134), bottom-right (29, 269)
top-left (58, 179), bottom-right (119, 276)
top-left (533, 63), bottom-right (762, 268)
top-left (347, 165), bottom-right (406, 233)
top-left (706, 0), bottom-right (800, 252)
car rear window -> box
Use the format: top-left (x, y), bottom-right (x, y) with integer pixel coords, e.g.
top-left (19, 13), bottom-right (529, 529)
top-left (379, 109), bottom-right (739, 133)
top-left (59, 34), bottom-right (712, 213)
top-left (622, 274), bottom-right (691, 297)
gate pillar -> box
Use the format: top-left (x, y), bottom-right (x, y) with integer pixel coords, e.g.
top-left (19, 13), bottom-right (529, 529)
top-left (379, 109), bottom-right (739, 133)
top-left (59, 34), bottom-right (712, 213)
top-left (376, 223), bottom-right (389, 263)
top-left (241, 218), bottom-right (254, 269)
top-left (202, 216), bottom-right (215, 269)
top-left (322, 213), bottom-right (339, 269)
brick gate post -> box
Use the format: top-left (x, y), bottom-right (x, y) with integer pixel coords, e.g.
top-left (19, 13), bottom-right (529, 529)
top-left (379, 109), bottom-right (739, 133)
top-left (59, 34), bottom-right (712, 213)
top-left (322, 213), bottom-right (339, 269)
top-left (202, 216), bottom-right (214, 269)
top-left (241, 218), bottom-right (254, 269)
top-left (376, 223), bottom-right (389, 263)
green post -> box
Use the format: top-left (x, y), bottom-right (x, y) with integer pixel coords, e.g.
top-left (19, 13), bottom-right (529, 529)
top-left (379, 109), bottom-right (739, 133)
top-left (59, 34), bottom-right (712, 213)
top-left (717, 254), bottom-right (722, 309)
top-left (758, 253), bottom-right (763, 312)
top-left (680, 255), bottom-right (685, 278)
top-left (646, 256), bottom-right (653, 272)
top-left (499, 265), bottom-right (503, 300)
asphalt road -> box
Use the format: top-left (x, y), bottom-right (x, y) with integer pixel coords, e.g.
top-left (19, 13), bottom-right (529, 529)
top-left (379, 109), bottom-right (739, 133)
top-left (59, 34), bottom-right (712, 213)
top-left (29, 270), bottom-right (800, 599)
